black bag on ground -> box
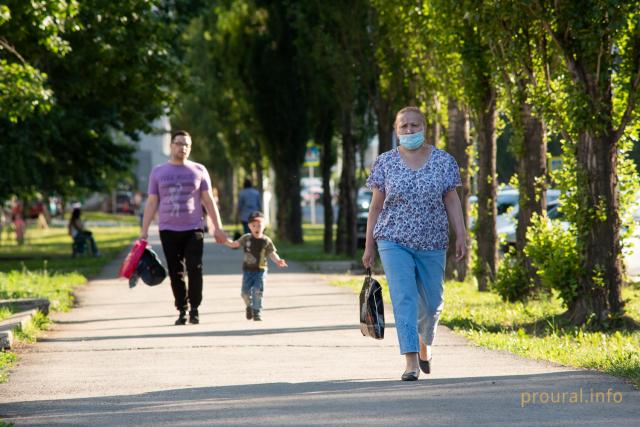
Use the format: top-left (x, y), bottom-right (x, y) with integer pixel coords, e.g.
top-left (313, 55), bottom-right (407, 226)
top-left (136, 247), bottom-right (167, 286)
top-left (359, 268), bottom-right (385, 339)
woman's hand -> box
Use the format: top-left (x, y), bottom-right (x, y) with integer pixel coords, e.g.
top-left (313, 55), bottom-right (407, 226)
top-left (362, 244), bottom-right (376, 269)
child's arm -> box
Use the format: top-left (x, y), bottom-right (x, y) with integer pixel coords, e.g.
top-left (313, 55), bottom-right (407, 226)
top-left (269, 252), bottom-right (287, 268)
top-left (224, 239), bottom-right (241, 249)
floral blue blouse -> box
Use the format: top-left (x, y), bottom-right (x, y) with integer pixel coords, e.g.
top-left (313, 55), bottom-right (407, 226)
top-left (366, 147), bottom-right (461, 251)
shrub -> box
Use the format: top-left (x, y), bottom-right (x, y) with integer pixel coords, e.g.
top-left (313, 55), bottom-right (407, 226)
top-left (494, 248), bottom-right (535, 302)
top-left (525, 213), bottom-right (581, 308)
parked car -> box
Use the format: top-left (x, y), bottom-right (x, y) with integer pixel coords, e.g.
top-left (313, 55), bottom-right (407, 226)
top-left (498, 199), bottom-right (569, 247)
top-left (356, 189), bottom-right (373, 248)
top-left (470, 188), bottom-right (560, 229)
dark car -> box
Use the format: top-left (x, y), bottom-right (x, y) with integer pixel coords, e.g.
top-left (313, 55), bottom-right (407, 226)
top-left (356, 189), bottom-right (373, 248)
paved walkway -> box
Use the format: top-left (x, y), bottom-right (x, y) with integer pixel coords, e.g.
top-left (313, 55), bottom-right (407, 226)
top-left (0, 229), bottom-right (638, 426)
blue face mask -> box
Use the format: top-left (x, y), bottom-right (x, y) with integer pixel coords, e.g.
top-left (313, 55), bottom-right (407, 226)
top-left (398, 130), bottom-right (425, 150)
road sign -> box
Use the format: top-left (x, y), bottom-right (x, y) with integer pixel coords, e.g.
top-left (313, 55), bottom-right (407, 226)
top-left (304, 145), bottom-right (320, 166)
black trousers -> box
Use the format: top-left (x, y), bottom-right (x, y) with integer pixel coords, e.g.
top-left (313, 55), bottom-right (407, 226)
top-left (159, 229), bottom-right (204, 311)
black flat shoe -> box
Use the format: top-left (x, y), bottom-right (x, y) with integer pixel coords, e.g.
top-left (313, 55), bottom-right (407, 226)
top-left (419, 357), bottom-right (432, 374)
top-left (401, 370), bottom-right (420, 381)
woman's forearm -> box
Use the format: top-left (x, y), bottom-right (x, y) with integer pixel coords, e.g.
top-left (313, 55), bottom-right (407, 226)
top-left (444, 190), bottom-right (466, 239)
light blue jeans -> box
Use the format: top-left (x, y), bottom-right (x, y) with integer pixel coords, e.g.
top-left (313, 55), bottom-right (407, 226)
top-left (242, 270), bottom-right (266, 312)
top-left (377, 240), bottom-right (446, 354)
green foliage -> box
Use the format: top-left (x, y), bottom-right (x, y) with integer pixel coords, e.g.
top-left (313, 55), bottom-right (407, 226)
top-left (525, 213), bottom-right (581, 308)
top-left (13, 311), bottom-right (50, 343)
top-left (0, 61), bottom-right (53, 122)
top-left (0, 351), bottom-right (17, 383)
top-left (0, 0), bottom-right (196, 200)
top-left (0, 0), bottom-right (78, 122)
top-left (493, 249), bottom-right (535, 302)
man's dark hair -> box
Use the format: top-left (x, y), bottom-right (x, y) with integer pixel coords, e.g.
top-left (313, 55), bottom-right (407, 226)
top-left (171, 130), bottom-right (191, 141)
top-left (243, 179), bottom-right (253, 189)
top-left (248, 211), bottom-right (264, 222)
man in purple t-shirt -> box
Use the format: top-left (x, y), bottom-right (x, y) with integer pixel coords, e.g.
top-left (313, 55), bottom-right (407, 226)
top-left (140, 130), bottom-right (227, 325)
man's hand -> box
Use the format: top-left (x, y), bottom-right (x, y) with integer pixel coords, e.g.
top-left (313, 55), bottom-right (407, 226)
top-left (213, 228), bottom-right (227, 244)
top-left (140, 231), bottom-right (148, 240)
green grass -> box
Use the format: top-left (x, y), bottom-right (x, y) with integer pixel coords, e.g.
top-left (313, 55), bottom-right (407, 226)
top-left (83, 211), bottom-right (139, 225)
top-left (274, 224), bottom-right (363, 262)
top-left (0, 225), bottom-right (139, 276)
top-left (332, 275), bottom-right (640, 386)
top-left (0, 351), bottom-right (17, 383)
top-left (0, 215), bottom-right (139, 382)
top-left (13, 311), bottom-right (51, 343)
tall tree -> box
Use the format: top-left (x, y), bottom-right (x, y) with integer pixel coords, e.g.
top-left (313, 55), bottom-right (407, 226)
top-left (431, 0), bottom-right (499, 290)
top-left (486, 0), bottom-right (549, 297)
top-left (526, 0), bottom-right (640, 323)
top-left (245, 0), bottom-right (308, 243)
top-left (445, 98), bottom-right (473, 280)
top-left (0, 0), bottom-right (193, 200)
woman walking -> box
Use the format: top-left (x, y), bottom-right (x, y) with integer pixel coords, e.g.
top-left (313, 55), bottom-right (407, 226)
top-left (362, 106), bottom-right (467, 381)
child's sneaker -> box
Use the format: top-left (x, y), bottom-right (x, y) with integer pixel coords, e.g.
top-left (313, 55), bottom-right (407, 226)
top-left (245, 306), bottom-right (253, 320)
top-left (252, 310), bottom-right (261, 321)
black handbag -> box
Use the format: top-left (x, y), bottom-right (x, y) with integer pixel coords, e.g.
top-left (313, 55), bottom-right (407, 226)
top-left (359, 268), bottom-right (385, 339)
top-left (128, 247), bottom-right (167, 287)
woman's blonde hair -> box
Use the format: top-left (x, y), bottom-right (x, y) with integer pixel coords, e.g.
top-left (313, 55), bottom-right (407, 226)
top-left (394, 106), bottom-right (426, 128)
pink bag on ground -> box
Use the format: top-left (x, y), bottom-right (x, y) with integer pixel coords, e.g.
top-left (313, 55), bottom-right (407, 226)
top-left (118, 239), bottom-right (148, 278)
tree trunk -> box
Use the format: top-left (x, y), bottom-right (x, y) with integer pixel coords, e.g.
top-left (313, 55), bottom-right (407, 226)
top-left (255, 155), bottom-right (264, 196)
top-left (568, 130), bottom-right (622, 324)
top-left (274, 163), bottom-right (303, 244)
top-left (335, 110), bottom-right (357, 256)
top-left (445, 98), bottom-right (472, 281)
top-left (375, 99), bottom-right (393, 154)
top-left (317, 113), bottom-right (335, 253)
top-left (474, 86), bottom-right (498, 291)
top-left (515, 101), bottom-right (547, 292)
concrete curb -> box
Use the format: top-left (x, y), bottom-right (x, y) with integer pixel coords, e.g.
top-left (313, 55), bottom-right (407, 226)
top-left (301, 260), bottom-right (384, 275)
top-left (0, 299), bottom-right (50, 350)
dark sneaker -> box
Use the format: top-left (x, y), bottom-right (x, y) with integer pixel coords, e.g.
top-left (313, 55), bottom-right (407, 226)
top-left (189, 309), bottom-right (199, 324)
top-left (245, 306), bottom-right (253, 320)
top-left (175, 310), bottom-right (187, 325)
top-left (252, 310), bottom-right (261, 321)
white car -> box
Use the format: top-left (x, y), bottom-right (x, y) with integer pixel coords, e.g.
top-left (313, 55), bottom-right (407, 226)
top-left (470, 188), bottom-right (561, 230)
top-left (498, 199), bottom-right (567, 246)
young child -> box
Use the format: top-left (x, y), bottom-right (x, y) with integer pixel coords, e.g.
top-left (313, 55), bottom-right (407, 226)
top-left (225, 211), bottom-right (287, 321)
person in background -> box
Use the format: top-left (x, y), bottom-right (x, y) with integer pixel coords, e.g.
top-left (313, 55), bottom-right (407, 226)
top-left (237, 179), bottom-right (262, 234)
top-left (68, 207), bottom-right (100, 255)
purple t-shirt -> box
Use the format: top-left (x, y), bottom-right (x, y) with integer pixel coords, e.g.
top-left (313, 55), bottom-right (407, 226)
top-left (366, 147), bottom-right (461, 251)
top-left (148, 161), bottom-right (211, 231)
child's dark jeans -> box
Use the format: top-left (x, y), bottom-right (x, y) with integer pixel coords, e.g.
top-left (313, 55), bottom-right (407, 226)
top-left (241, 270), bottom-right (266, 312)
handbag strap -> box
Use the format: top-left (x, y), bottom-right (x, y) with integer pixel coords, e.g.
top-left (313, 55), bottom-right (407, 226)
top-left (366, 267), bottom-right (372, 278)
